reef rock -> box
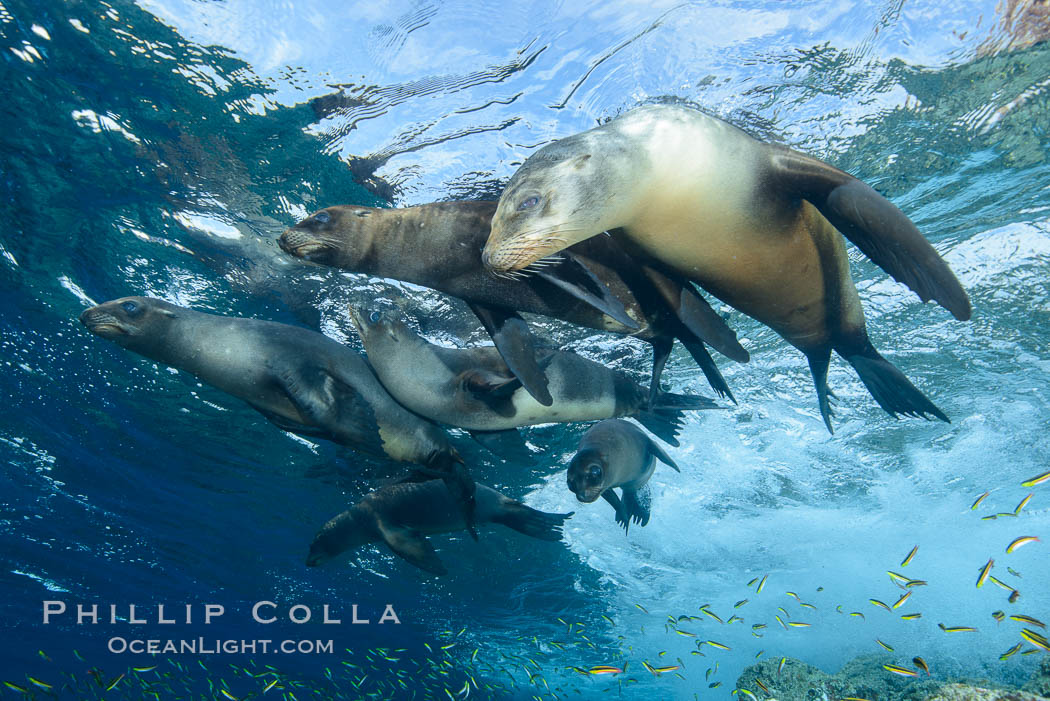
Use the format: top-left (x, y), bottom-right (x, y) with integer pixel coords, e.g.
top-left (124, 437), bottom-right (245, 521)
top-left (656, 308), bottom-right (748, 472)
top-left (923, 683), bottom-right (1050, 701)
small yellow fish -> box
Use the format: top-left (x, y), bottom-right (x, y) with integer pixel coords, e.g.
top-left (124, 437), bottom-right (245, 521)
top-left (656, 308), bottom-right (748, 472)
top-left (701, 609), bottom-right (724, 624)
top-left (752, 623), bottom-right (766, 630)
top-left (977, 558), bottom-right (994, 588)
top-left (901, 545), bottom-right (918, 567)
top-left (735, 599), bottom-right (749, 608)
top-left (3, 682), bottom-right (27, 693)
top-left (913, 657), bottom-right (930, 676)
top-left (1006, 536), bottom-right (1039, 554)
top-left (786, 592), bottom-right (800, 601)
top-left (972, 491), bottom-right (990, 510)
top-left (27, 678), bottom-right (52, 690)
top-left (850, 612), bottom-right (866, 619)
top-left (747, 577), bottom-right (759, 587)
top-left (220, 690), bottom-right (238, 701)
top-left (982, 515), bottom-right (999, 521)
top-left (676, 630), bottom-right (697, 637)
top-left (1011, 614), bottom-right (1046, 628)
top-left (263, 679), bottom-right (279, 694)
top-left (1021, 628), bottom-right (1050, 652)
top-left (787, 621), bottom-right (811, 628)
top-left (706, 641), bottom-right (731, 651)
top-left (892, 592), bottom-right (911, 609)
top-left (869, 599), bottom-right (891, 611)
top-left (906, 578), bottom-right (928, 588)
top-left (588, 666), bottom-right (622, 675)
top-left (757, 575), bottom-right (768, 594)
top-left (1021, 470), bottom-right (1050, 487)
top-left (736, 690), bottom-right (758, 700)
top-left (1014, 493), bottom-right (1033, 514)
top-left (777, 658), bottom-right (787, 676)
top-left (938, 624), bottom-right (978, 633)
top-left (989, 575), bottom-right (1014, 591)
top-left (1008, 567), bottom-right (1022, 578)
top-left (993, 611), bottom-right (1006, 623)
top-left (1000, 643), bottom-right (1023, 660)
top-left (876, 639), bottom-right (894, 651)
top-left (887, 571), bottom-right (911, 586)
top-left (727, 616), bottom-right (744, 625)
top-left (635, 604), bottom-right (649, 614)
top-left (901, 613), bottom-right (922, 620)
top-left (652, 665), bottom-right (680, 674)
top-left (106, 674), bottom-right (125, 692)
top-left (755, 678), bottom-right (770, 693)
top-left (883, 664), bottom-right (918, 677)
top-left (774, 615), bottom-right (787, 629)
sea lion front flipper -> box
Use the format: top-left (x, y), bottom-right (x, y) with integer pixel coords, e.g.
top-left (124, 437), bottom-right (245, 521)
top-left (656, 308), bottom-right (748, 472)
top-left (533, 253), bottom-right (640, 330)
top-left (467, 428), bottom-right (534, 463)
top-left (374, 520), bottom-right (447, 575)
top-left (468, 302), bottom-right (554, 406)
top-left (645, 436), bottom-right (680, 473)
top-left (255, 408), bottom-right (336, 440)
top-left (601, 490), bottom-right (631, 533)
top-left (622, 487), bottom-right (652, 527)
top-left (769, 147), bottom-right (971, 321)
top-left (270, 362), bottom-right (385, 454)
top-left (640, 264), bottom-right (749, 363)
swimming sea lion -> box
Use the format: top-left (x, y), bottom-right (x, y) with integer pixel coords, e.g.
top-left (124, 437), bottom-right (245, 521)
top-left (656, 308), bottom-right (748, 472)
top-left (279, 201), bottom-right (748, 405)
top-left (79, 296), bottom-right (478, 532)
top-left (566, 419), bottom-right (679, 532)
top-left (482, 103), bottom-right (973, 431)
top-left (348, 306), bottom-right (719, 447)
top-left (306, 480), bottom-right (573, 575)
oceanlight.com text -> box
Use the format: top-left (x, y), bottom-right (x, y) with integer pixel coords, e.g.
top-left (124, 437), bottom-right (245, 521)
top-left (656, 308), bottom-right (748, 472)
top-left (107, 637), bottom-right (335, 655)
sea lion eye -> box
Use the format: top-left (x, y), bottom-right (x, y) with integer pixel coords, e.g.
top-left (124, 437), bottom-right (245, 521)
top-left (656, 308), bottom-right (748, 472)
top-left (369, 311), bottom-right (382, 323)
top-left (518, 196), bottom-right (540, 211)
top-left (121, 301), bottom-right (140, 316)
top-left (588, 464), bottom-right (602, 481)
top-left (313, 211), bottom-right (331, 224)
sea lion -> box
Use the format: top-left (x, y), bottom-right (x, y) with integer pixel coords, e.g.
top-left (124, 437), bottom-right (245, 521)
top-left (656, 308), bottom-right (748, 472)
top-left (279, 201), bottom-right (749, 406)
top-left (306, 480), bottom-right (573, 575)
top-left (348, 306), bottom-right (719, 447)
top-left (566, 419), bottom-right (679, 532)
top-left (79, 296), bottom-right (478, 532)
top-left (482, 103), bottom-right (973, 432)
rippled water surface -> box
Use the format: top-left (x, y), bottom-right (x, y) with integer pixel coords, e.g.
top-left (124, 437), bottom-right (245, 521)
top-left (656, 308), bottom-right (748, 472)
top-left (2, 0), bottom-right (1049, 698)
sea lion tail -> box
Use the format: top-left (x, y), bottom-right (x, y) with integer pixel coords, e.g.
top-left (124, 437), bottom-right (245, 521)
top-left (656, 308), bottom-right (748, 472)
top-left (493, 503), bottom-right (573, 542)
top-left (841, 344), bottom-right (949, 423)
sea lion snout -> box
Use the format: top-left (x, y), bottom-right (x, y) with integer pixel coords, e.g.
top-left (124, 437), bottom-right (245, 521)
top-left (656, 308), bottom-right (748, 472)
top-left (279, 228), bottom-right (337, 263)
top-left (79, 306), bottom-right (129, 338)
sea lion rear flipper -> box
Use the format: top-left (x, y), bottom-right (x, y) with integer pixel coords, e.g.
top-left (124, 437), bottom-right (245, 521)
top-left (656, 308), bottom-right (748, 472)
top-left (636, 391), bottom-right (722, 446)
top-left (647, 336), bottom-right (674, 408)
top-left (460, 368), bottom-right (522, 398)
top-left (468, 302), bottom-right (554, 406)
top-left (374, 520), bottom-right (447, 576)
top-left (769, 147), bottom-right (971, 321)
top-left (645, 436), bottom-right (680, 473)
top-left (601, 491), bottom-right (631, 533)
top-left (677, 337), bottom-right (736, 404)
top-left (640, 264), bottom-right (749, 363)
top-left (271, 362), bottom-right (384, 454)
top-left (533, 253), bottom-right (640, 330)
top-left (491, 501), bottom-right (573, 542)
top-left (468, 428), bottom-right (534, 463)
top-left (622, 487), bottom-right (651, 528)
top-left (806, 348), bottom-right (836, 434)
top-left (839, 342), bottom-right (949, 424)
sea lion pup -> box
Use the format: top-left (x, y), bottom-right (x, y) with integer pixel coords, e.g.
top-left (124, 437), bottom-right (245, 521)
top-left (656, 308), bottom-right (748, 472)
top-left (348, 306), bottom-right (719, 447)
top-left (482, 104), bottom-right (973, 432)
top-left (279, 201), bottom-right (749, 406)
top-left (306, 480), bottom-right (573, 575)
top-left (79, 296), bottom-right (478, 533)
top-left (566, 420), bottom-right (679, 533)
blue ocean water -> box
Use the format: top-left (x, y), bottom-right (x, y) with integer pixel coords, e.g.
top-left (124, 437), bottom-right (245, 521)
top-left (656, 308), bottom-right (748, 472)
top-left (1, 0), bottom-right (1049, 698)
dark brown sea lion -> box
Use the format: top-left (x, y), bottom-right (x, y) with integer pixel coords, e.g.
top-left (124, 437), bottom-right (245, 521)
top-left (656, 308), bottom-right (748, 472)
top-left (279, 201), bottom-right (748, 406)
top-left (306, 480), bottom-right (572, 575)
top-left (482, 103), bottom-right (972, 431)
top-left (79, 296), bottom-right (478, 533)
